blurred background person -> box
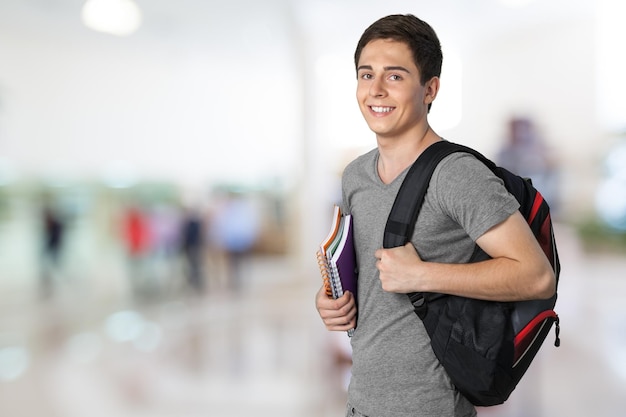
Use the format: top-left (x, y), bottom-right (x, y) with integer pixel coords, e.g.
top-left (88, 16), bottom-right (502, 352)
top-left (120, 202), bottom-right (152, 300)
top-left (179, 204), bottom-right (206, 294)
top-left (496, 116), bottom-right (561, 215)
top-left (145, 201), bottom-right (181, 295)
top-left (39, 197), bottom-right (67, 298)
top-left (210, 190), bottom-right (261, 292)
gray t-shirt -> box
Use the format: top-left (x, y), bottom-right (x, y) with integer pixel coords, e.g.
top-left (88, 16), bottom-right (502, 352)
top-left (341, 146), bottom-right (519, 417)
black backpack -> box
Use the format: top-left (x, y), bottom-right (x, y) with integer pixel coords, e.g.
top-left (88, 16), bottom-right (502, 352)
top-left (383, 140), bottom-right (560, 407)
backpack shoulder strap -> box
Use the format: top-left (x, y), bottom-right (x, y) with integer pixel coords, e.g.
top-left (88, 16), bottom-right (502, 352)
top-left (383, 140), bottom-right (479, 249)
top-left (383, 140), bottom-right (485, 316)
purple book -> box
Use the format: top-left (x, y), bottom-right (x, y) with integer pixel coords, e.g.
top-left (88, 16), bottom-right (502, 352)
top-left (330, 214), bottom-right (358, 301)
top-left (329, 214), bottom-right (358, 336)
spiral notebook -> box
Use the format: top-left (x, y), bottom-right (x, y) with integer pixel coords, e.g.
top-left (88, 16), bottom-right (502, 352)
top-left (316, 205), bottom-right (358, 336)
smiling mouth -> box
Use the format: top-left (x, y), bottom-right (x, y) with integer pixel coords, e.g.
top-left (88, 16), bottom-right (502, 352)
top-left (370, 106), bottom-right (394, 113)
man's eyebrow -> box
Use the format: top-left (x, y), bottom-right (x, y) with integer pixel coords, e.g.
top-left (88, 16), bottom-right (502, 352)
top-left (384, 66), bottom-right (411, 73)
top-left (356, 65), bottom-right (411, 73)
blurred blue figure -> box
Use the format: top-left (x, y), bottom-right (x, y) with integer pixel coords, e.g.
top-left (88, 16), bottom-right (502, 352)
top-left (210, 191), bottom-right (260, 291)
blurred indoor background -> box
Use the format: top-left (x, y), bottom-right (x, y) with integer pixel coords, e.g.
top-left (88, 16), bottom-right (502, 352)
top-left (1, 0), bottom-right (625, 416)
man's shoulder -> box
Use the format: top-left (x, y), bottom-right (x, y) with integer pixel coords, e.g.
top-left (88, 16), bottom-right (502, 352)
top-left (428, 150), bottom-right (510, 208)
top-left (344, 148), bottom-right (378, 176)
top-left (432, 151), bottom-right (492, 182)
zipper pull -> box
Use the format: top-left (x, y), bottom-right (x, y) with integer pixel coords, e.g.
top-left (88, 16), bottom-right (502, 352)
top-left (554, 315), bottom-right (561, 347)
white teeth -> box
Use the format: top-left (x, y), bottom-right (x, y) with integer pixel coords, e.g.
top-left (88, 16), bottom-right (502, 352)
top-left (371, 106), bottom-right (393, 113)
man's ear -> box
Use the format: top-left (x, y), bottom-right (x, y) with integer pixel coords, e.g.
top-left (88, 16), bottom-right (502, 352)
top-left (424, 76), bottom-right (440, 106)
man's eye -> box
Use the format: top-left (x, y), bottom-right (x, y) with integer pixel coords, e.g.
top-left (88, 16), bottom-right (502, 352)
top-left (389, 74), bottom-right (402, 81)
top-left (360, 73), bottom-right (373, 80)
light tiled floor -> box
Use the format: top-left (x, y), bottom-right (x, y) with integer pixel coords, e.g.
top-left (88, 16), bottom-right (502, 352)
top-left (0, 222), bottom-right (625, 416)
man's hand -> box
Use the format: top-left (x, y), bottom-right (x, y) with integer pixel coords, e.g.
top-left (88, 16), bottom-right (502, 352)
top-left (375, 242), bottom-right (423, 293)
top-left (374, 211), bottom-right (556, 301)
top-left (315, 286), bottom-right (357, 332)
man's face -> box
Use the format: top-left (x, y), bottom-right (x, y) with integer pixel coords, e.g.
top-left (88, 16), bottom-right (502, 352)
top-left (356, 39), bottom-right (433, 141)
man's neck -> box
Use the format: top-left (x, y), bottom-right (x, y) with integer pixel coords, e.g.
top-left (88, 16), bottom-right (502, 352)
top-left (376, 126), bottom-right (441, 184)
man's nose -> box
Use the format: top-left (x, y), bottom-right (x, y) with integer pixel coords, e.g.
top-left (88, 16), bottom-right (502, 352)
top-left (369, 78), bottom-right (386, 97)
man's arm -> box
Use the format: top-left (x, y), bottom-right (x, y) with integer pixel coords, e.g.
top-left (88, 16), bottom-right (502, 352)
top-left (315, 286), bottom-right (357, 332)
top-left (375, 210), bottom-right (556, 301)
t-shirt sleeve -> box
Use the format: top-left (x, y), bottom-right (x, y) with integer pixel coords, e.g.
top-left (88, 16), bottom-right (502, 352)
top-left (430, 153), bottom-right (520, 241)
top-left (341, 162), bottom-right (354, 215)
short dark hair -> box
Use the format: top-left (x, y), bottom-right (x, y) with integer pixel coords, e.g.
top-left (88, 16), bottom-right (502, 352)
top-left (354, 14), bottom-right (443, 86)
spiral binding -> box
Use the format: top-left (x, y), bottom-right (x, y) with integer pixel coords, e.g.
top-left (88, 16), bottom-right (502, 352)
top-left (316, 250), bottom-right (333, 297)
top-left (316, 206), bottom-right (355, 337)
top-left (329, 263), bottom-right (344, 299)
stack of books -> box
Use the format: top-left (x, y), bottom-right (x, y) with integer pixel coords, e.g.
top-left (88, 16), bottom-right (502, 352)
top-left (316, 205), bottom-right (358, 336)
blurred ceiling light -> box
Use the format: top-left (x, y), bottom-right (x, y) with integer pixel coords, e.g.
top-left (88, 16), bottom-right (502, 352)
top-left (81, 0), bottom-right (142, 37)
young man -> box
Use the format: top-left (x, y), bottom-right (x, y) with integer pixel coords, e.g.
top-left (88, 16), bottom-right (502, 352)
top-left (315, 14), bottom-right (556, 417)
